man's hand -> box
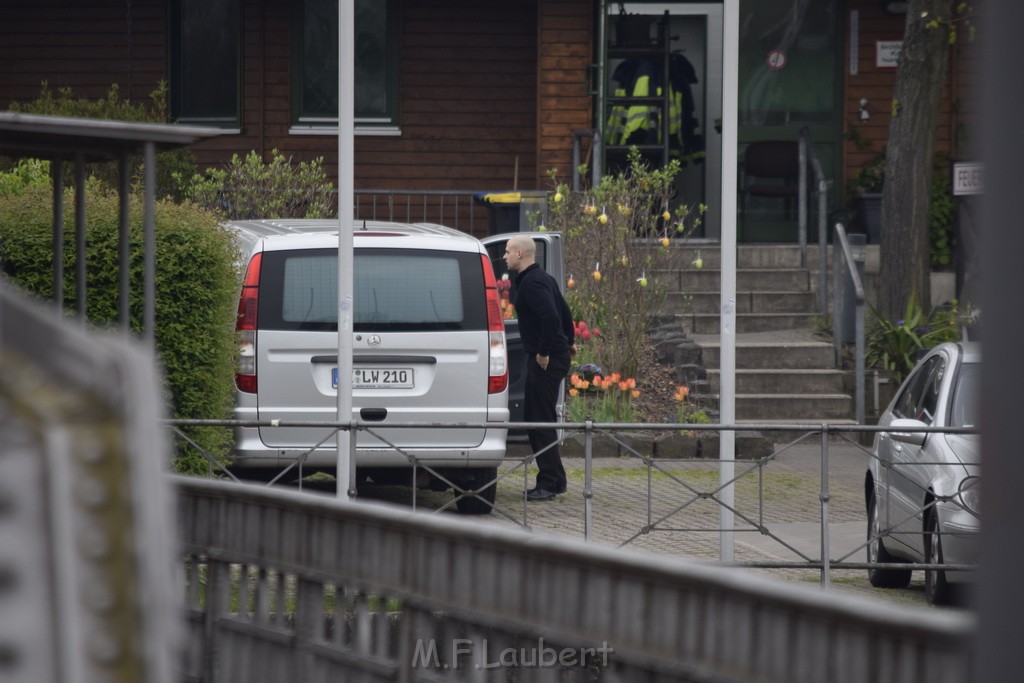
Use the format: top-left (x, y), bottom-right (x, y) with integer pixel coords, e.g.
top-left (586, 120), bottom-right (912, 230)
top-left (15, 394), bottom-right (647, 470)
top-left (570, 343), bottom-right (578, 357)
top-left (536, 353), bottom-right (549, 370)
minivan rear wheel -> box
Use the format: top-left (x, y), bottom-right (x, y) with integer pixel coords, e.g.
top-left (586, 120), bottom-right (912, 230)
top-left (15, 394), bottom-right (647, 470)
top-left (455, 467), bottom-right (498, 515)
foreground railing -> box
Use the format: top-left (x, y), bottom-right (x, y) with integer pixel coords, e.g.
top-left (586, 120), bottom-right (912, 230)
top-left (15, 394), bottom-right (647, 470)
top-left (177, 475), bottom-right (974, 682)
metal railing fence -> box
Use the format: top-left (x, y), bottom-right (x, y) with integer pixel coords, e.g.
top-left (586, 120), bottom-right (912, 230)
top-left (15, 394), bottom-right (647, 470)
top-left (353, 189), bottom-right (486, 234)
top-left (176, 473), bottom-right (975, 683)
top-left (169, 419), bottom-right (979, 587)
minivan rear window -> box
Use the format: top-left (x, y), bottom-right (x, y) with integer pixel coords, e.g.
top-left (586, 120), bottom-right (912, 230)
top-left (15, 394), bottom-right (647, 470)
top-left (257, 247), bottom-right (487, 331)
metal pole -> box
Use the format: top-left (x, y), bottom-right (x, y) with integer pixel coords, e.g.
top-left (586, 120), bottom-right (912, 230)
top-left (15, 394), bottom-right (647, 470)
top-left (820, 428), bottom-right (831, 588)
top-left (143, 141), bottom-right (156, 345)
top-left (584, 421), bottom-right (593, 542)
top-left (718, 0), bottom-right (740, 562)
top-left (51, 159), bottom-right (64, 316)
top-left (119, 151), bottom-right (131, 333)
top-left (594, 0), bottom-right (606, 186)
top-left (856, 291), bottom-right (865, 426)
top-left (74, 153), bottom-right (86, 324)
top-left (817, 180), bottom-right (829, 315)
top-left (798, 133), bottom-right (807, 268)
top-left (832, 226), bottom-right (842, 366)
top-left (336, 0), bottom-right (355, 501)
top-left (572, 133), bottom-right (581, 192)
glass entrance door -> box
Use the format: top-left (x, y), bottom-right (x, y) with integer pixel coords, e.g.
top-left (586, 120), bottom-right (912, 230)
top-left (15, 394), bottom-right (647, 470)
top-left (603, 2), bottom-right (724, 239)
top-left (737, 0), bottom-right (842, 242)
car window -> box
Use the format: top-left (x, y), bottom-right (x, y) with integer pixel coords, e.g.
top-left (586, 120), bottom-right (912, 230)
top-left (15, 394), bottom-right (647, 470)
top-left (893, 356), bottom-right (945, 424)
top-left (950, 362), bottom-right (980, 428)
top-left (258, 247), bottom-right (487, 331)
top-left (918, 360), bottom-right (945, 425)
top-left (485, 238), bottom-right (549, 282)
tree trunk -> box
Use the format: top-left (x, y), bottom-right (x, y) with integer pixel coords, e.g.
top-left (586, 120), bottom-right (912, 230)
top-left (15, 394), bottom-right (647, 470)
top-left (877, 0), bottom-right (955, 322)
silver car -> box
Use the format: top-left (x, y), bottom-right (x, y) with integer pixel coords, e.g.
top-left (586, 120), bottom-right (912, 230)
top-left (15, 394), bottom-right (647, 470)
top-left (865, 341), bottom-right (980, 605)
top-left (228, 219), bottom-right (510, 514)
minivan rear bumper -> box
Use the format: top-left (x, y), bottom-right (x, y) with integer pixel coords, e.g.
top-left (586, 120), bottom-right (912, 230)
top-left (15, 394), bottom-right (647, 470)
top-left (231, 423), bottom-right (508, 470)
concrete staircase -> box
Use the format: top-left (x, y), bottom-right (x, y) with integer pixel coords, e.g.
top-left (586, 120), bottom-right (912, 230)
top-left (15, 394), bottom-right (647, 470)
top-left (648, 243), bottom-right (856, 436)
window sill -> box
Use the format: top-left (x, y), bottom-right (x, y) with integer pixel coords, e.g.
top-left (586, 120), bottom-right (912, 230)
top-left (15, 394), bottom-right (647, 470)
top-left (289, 126), bottom-right (402, 137)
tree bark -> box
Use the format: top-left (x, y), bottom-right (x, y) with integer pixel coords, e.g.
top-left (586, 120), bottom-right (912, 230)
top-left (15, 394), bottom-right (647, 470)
top-left (877, 0), bottom-right (955, 321)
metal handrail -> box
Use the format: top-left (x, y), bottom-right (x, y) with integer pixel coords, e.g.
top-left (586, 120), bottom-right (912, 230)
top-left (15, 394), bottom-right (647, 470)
top-left (798, 126), bottom-right (830, 314)
top-left (832, 223), bottom-right (867, 424)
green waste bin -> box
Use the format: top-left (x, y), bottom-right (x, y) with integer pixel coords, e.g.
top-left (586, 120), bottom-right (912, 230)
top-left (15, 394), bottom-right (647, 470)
top-left (474, 191), bottom-right (549, 235)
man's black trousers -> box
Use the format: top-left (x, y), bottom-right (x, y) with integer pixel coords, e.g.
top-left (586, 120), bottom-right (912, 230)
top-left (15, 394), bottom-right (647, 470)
top-left (524, 353), bottom-right (570, 492)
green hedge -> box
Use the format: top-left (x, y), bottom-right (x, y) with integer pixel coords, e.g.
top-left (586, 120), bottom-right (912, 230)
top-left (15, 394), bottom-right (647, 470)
top-left (0, 181), bottom-right (239, 474)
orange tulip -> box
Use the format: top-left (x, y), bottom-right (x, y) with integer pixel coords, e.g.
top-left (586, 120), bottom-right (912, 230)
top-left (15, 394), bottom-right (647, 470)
top-left (631, 389), bottom-right (641, 399)
top-left (569, 388), bottom-right (578, 397)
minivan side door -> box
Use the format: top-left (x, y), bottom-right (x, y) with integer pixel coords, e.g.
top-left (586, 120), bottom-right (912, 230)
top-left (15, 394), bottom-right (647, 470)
top-left (481, 232), bottom-right (566, 437)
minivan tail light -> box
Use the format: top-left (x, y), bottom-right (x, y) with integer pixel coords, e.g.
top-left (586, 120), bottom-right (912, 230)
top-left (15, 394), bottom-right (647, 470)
top-left (481, 255), bottom-right (508, 394)
top-left (235, 253), bottom-right (262, 393)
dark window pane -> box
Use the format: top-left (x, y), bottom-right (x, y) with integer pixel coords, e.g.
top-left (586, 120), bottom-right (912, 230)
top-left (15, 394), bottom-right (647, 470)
top-left (172, 0), bottom-right (240, 124)
top-left (303, 0), bottom-right (338, 116)
top-left (298, 0), bottom-right (396, 124)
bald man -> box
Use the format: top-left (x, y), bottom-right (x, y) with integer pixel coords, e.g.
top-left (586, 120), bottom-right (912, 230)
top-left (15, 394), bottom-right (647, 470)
top-left (503, 235), bottom-right (576, 501)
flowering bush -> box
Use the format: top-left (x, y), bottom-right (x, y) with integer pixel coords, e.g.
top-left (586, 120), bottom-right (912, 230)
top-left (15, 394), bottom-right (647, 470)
top-left (567, 371), bottom-right (640, 423)
top-left (673, 385), bottom-right (711, 433)
top-left (547, 149), bottom-right (704, 378)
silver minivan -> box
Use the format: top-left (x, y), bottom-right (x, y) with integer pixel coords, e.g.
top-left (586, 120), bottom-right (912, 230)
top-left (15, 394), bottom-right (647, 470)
top-left (229, 219), bottom-right (509, 513)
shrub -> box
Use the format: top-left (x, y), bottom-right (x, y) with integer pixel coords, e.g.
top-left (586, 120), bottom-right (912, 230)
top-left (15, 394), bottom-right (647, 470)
top-left (866, 297), bottom-right (962, 385)
top-left (0, 182), bottom-right (239, 473)
top-left (6, 82), bottom-right (198, 201)
top-left (0, 158), bottom-right (51, 195)
top-left (181, 149), bottom-right (335, 219)
top-left (545, 149), bottom-right (704, 378)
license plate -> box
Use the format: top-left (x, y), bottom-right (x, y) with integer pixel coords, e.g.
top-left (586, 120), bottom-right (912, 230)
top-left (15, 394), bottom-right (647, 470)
top-left (333, 367), bottom-right (414, 389)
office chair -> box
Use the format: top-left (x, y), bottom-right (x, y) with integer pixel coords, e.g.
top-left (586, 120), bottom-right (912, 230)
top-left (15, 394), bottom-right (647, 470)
top-left (740, 140), bottom-right (801, 240)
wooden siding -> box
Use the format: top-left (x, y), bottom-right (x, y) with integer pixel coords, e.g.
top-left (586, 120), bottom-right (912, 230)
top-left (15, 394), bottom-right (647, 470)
top-left (0, 0), bottom-right (545, 234)
top-left (0, 0), bottom-right (978, 231)
top-left (0, 0), bottom-right (166, 106)
top-left (842, 0), bottom-right (976, 203)
top-left (536, 0), bottom-right (594, 185)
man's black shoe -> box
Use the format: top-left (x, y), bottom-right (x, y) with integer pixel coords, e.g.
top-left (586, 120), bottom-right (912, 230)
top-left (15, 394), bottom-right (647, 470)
top-left (526, 487), bottom-right (559, 502)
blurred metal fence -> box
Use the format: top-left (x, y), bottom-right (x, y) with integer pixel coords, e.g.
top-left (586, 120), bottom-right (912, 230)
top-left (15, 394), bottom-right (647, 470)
top-left (1, 280), bottom-right (179, 683)
top-left (177, 474), bottom-right (975, 683)
top-left (169, 419), bottom-right (979, 587)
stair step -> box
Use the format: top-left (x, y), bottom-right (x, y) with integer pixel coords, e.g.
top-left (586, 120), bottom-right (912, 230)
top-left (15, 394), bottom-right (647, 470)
top-left (663, 290), bottom-right (817, 314)
top-left (731, 419), bottom-right (861, 445)
top-left (696, 340), bottom-right (835, 369)
top-left (654, 268), bottom-right (811, 292)
top-left (707, 368), bottom-right (846, 393)
top-left (636, 243), bottom-right (812, 269)
top-left (678, 312), bottom-right (818, 335)
top-left (648, 241), bottom-right (862, 430)
top-left (699, 393), bottom-right (854, 421)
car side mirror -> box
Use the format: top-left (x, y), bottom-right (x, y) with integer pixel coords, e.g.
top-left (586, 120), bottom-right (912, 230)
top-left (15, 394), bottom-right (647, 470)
top-left (888, 417), bottom-right (928, 447)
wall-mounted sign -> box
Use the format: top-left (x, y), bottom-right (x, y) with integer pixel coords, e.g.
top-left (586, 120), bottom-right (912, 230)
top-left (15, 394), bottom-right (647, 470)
top-left (767, 49), bottom-right (787, 71)
top-left (953, 162), bottom-right (984, 196)
top-left (876, 40), bottom-right (902, 68)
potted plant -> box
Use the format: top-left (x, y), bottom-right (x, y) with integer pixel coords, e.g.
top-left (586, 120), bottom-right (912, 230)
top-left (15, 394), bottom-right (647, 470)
top-left (849, 153), bottom-right (886, 244)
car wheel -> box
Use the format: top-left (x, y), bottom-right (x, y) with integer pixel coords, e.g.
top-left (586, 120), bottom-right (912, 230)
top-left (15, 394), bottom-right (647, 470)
top-left (924, 509), bottom-right (951, 605)
top-left (867, 489), bottom-right (912, 588)
top-left (455, 467), bottom-right (497, 515)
